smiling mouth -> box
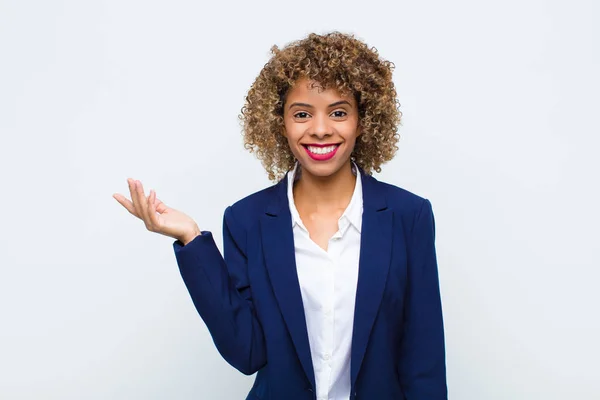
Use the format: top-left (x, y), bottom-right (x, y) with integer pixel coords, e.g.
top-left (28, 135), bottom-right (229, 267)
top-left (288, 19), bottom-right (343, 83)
top-left (302, 143), bottom-right (341, 155)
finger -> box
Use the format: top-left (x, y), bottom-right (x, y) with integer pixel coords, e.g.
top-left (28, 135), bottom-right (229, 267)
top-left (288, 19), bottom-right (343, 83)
top-left (138, 181), bottom-right (156, 230)
top-left (147, 189), bottom-right (159, 226)
top-left (127, 178), bottom-right (140, 217)
top-left (113, 193), bottom-right (137, 216)
top-left (135, 180), bottom-right (152, 228)
top-left (154, 197), bottom-right (168, 214)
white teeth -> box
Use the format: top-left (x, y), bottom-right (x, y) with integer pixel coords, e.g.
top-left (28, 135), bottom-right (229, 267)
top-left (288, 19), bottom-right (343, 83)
top-left (307, 145), bottom-right (337, 154)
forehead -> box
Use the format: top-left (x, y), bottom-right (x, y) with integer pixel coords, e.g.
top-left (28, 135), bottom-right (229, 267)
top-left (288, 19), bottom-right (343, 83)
top-left (286, 77), bottom-right (353, 102)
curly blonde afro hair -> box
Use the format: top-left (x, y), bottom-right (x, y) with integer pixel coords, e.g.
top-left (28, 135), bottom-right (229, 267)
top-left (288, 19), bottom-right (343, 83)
top-left (239, 31), bottom-right (402, 182)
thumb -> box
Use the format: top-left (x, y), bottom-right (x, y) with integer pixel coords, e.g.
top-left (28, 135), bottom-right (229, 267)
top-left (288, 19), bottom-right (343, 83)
top-left (154, 197), bottom-right (168, 213)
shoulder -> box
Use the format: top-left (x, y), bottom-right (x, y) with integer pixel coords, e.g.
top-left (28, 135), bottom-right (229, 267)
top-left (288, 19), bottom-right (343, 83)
top-left (367, 175), bottom-right (434, 232)
top-left (368, 174), bottom-right (430, 213)
top-left (223, 180), bottom-right (284, 230)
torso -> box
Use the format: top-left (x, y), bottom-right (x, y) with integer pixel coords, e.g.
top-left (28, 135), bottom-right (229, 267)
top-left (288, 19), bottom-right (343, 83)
top-left (293, 170), bottom-right (355, 252)
top-left (296, 208), bottom-right (344, 251)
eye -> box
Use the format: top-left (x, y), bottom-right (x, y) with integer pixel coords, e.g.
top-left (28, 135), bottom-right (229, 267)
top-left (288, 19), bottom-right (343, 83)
top-left (293, 112), bottom-right (310, 119)
top-left (331, 110), bottom-right (347, 118)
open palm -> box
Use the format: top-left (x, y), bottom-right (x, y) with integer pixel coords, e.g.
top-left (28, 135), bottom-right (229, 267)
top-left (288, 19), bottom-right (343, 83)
top-left (113, 178), bottom-right (200, 244)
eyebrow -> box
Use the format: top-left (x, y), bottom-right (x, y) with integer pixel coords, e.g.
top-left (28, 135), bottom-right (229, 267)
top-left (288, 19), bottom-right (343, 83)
top-left (288, 100), bottom-right (352, 110)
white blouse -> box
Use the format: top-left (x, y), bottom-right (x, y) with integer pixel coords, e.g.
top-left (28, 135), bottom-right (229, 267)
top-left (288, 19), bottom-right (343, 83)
top-left (286, 161), bottom-right (363, 400)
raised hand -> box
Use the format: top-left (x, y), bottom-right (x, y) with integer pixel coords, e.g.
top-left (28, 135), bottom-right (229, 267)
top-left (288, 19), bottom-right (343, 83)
top-left (113, 178), bottom-right (201, 245)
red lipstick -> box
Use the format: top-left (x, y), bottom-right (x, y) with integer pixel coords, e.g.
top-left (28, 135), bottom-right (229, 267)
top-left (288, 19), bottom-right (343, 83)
top-left (302, 143), bottom-right (340, 161)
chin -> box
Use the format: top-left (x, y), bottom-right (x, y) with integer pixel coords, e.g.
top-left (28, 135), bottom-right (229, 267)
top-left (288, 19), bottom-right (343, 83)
top-left (297, 157), bottom-right (352, 179)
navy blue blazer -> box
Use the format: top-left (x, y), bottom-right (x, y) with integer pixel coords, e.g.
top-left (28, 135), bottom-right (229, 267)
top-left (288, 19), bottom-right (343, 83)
top-left (173, 168), bottom-right (447, 400)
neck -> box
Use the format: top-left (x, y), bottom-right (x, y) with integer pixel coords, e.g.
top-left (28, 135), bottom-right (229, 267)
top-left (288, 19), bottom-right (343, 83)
top-left (293, 160), bottom-right (357, 212)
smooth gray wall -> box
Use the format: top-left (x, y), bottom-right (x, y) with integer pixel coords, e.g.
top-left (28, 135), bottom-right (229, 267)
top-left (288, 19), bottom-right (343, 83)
top-left (1, 0), bottom-right (598, 399)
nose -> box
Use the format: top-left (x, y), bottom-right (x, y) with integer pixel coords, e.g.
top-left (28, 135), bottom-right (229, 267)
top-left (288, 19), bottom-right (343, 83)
top-left (309, 112), bottom-right (333, 140)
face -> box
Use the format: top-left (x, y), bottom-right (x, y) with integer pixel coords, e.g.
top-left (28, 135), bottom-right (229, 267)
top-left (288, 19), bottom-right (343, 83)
top-left (282, 76), bottom-right (361, 179)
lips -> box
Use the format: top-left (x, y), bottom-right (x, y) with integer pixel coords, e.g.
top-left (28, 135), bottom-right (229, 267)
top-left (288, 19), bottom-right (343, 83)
top-left (302, 143), bottom-right (341, 161)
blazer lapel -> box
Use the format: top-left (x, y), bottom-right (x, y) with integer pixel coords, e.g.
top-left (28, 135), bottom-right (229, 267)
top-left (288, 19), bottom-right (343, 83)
top-left (351, 171), bottom-right (393, 390)
top-left (260, 175), bottom-right (316, 390)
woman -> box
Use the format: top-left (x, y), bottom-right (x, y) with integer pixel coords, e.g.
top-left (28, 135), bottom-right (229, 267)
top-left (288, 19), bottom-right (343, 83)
top-left (113, 31), bottom-right (447, 400)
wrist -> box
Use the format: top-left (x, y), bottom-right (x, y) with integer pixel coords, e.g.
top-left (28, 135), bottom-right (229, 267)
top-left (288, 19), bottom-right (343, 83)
top-left (180, 226), bottom-right (201, 245)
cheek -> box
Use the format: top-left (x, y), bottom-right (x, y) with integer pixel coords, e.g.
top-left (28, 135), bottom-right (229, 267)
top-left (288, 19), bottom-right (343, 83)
top-left (342, 118), bottom-right (360, 138)
top-left (342, 129), bottom-right (360, 146)
top-left (282, 123), bottom-right (303, 143)
top-left (281, 127), bottom-right (303, 155)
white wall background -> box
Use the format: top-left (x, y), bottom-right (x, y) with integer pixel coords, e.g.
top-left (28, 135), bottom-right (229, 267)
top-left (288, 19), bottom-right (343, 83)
top-left (1, 0), bottom-right (598, 399)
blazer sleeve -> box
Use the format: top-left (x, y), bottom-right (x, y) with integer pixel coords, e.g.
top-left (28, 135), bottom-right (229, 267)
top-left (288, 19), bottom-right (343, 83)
top-left (398, 198), bottom-right (448, 399)
top-left (172, 205), bottom-right (267, 375)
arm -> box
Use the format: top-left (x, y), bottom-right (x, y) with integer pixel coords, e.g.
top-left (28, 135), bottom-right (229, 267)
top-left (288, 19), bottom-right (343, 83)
top-left (398, 198), bottom-right (448, 399)
top-left (172, 205), bottom-right (267, 375)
